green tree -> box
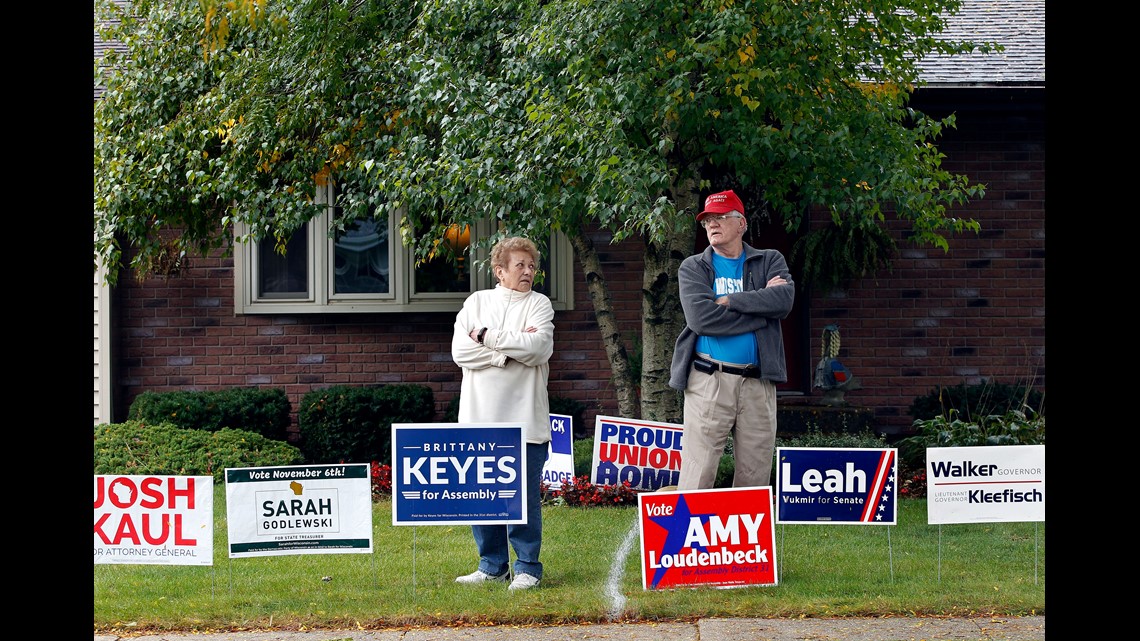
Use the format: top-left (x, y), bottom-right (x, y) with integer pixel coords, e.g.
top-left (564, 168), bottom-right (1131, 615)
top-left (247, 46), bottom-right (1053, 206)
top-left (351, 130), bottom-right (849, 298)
top-left (95, 0), bottom-right (989, 423)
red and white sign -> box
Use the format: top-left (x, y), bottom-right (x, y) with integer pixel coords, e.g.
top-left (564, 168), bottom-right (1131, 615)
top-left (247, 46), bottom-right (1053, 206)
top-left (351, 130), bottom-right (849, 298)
top-left (591, 416), bottom-right (683, 491)
top-left (94, 475), bottom-right (214, 565)
top-left (638, 487), bottom-right (777, 590)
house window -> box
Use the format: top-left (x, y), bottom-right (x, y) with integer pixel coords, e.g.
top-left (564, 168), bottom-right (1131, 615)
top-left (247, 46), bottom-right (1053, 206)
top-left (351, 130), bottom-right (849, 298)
top-left (234, 185), bottom-right (574, 314)
top-left (257, 222), bottom-right (310, 299)
top-left (333, 214), bottom-right (390, 295)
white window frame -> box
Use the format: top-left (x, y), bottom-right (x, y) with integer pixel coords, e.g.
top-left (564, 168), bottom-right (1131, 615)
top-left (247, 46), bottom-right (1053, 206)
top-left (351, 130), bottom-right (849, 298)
top-left (234, 185), bottom-right (575, 314)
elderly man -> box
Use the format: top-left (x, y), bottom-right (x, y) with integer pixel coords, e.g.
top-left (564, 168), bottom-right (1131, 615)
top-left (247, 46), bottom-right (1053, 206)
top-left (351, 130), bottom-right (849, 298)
top-left (669, 189), bottom-right (795, 490)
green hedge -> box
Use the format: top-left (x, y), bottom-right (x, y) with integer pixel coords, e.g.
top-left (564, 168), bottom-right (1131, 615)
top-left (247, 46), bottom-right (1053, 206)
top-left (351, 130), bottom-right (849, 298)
top-left (897, 407), bottom-right (1045, 470)
top-left (297, 385), bottom-right (435, 465)
top-left (127, 387), bottom-right (291, 441)
top-left (94, 420), bottom-right (303, 482)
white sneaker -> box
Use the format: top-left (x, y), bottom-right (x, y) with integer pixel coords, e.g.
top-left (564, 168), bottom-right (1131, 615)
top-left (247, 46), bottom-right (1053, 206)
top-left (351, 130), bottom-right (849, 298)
top-left (455, 569), bottom-right (509, 584)
top-left (508, 573), bottom-right (540, 591)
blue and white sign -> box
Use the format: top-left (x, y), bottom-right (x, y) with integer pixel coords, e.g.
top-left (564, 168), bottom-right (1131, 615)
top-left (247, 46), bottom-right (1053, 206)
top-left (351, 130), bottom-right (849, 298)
top-left (775, 448), bottom-right (898, 525)
top-left (542, 414), bottom-right (575, 490)
top-left (391, 423), bottom-right (526, 526)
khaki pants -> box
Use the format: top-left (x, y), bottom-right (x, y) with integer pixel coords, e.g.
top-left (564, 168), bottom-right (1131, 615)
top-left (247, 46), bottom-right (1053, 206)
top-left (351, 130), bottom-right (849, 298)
top-left (677, 363), bottom-right (778, 490)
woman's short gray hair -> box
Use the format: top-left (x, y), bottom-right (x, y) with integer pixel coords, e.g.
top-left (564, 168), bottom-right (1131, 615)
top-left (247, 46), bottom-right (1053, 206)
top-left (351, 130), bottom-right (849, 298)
top-left (490, 236), bottom-right (540, 273)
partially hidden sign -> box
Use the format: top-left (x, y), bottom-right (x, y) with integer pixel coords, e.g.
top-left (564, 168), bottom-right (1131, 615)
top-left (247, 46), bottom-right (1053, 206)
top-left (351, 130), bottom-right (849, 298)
top-left (638, 487), bottom-right (777, 590)
top-left (591, 415), bottom-right (683, 491)
top-left (94, 475), bottom-right (214, 565)
top-left (542, 413), bottom-right (575, 490)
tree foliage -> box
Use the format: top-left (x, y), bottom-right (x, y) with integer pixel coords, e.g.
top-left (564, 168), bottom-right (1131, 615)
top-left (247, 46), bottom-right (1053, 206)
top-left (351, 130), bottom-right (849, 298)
top-left (95, 0), bottom-right (992, 422)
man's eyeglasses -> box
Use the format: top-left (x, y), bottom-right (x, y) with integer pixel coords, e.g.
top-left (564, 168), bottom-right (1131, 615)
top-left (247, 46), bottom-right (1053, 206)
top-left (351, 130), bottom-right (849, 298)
top-left (700, 213), bottom-right (743, 228)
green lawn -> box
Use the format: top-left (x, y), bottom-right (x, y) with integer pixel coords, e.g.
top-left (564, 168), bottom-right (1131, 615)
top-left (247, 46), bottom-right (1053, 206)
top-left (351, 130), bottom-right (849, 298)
top-left (94, 486), bottom-right (1045, 634)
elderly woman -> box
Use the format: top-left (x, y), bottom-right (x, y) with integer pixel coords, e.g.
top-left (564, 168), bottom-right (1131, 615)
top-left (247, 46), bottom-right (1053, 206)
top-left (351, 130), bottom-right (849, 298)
top-left (450, 236), bottom-right (555, 591)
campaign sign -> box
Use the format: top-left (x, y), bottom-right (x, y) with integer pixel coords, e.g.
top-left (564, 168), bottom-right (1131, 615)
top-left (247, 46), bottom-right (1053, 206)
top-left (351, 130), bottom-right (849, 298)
top-left (776, 448), bottom-right (898, 525)
top-left (94, 475), bottom-right (214, 566)
top-left (638, 487), bottom-right (776, 590)
top-left (392, 423), bottom-right (526, 526)
top-left (225, 464), bottom-right (373, 558)
top-left (926, 445), bottom-right (1045, 525)
top-left (542, 414), bottom-right (575, 490)
top-left (591, 415), bottom-right (683, 491)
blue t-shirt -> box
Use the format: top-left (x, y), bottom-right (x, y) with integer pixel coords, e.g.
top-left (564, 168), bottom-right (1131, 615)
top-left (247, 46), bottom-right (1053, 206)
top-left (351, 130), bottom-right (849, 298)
top-left (696, 253), bottom-right (758, 366)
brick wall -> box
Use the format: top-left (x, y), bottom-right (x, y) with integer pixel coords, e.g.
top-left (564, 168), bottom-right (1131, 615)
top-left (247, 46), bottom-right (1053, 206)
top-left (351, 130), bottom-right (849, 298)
top-left (111, 229), bottom-right (644, 439)
top-left (805, 102), bottom-right (1046, 435)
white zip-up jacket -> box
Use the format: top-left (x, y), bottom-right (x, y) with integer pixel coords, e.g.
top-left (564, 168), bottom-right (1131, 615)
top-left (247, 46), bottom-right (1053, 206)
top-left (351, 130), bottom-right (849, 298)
top-left (452, 285), bottom-right (555, 444)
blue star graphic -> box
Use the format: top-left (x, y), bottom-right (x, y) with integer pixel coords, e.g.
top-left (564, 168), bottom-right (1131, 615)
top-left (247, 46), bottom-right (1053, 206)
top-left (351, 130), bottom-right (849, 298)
top-left (647, 494), bottom-right (715, 588)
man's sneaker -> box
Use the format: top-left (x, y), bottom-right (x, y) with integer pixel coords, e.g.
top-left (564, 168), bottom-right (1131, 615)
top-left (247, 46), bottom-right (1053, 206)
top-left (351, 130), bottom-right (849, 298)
top-left (455, 569), bottom-right (509, 584)
top-left (508, 573), bottom-right (540, 591)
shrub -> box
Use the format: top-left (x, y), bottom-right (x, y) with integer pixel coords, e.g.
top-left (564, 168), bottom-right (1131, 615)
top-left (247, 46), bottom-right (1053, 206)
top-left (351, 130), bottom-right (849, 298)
top-left (776, 427), bottom-right (889, 450)
top-left (549, 396), bottom-right (588, 438)
top-left (94, 420), bottom-right (303, 482)
top-left (297, 384), bottom-right (434, 465)
top-left (898, 467), bottom-right (927, 499)
top-left (909, 381), bottom-right (1044, 422)
top-left (444, 395), bottom-right (460, 422)
top-left (127, 388), bottom-right (291, 441)
top-left (897, 407), bottom-right (1045, 471)
top-left (573, 437), bottom-right (595, 477)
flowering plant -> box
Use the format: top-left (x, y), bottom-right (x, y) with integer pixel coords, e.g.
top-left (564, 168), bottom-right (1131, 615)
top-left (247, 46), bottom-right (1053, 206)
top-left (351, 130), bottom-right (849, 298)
top-left (898, 467), bottom-right (927, 499)
top-left (542, 475), bottom-right (637, 507)
top-left (370, 462), bottom-right (392, 500)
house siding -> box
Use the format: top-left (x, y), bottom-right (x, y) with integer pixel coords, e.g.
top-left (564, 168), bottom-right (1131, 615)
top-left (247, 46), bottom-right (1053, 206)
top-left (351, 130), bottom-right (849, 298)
top-left (95, 261), bottom-right (113, 425)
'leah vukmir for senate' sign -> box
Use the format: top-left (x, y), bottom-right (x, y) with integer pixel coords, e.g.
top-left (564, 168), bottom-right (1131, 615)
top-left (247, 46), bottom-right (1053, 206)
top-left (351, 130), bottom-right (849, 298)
top-left (776, 447), bottom-right (897, 525)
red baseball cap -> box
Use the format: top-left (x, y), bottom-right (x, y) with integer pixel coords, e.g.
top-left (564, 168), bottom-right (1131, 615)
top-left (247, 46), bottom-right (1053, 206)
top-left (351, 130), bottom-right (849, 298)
top-left (696, 189), bottom-right (745, 221)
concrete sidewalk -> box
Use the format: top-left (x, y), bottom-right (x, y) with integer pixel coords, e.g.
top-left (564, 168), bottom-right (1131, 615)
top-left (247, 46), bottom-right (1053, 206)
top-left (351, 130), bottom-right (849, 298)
top-left (95, 615), bottom-right (1045, 641)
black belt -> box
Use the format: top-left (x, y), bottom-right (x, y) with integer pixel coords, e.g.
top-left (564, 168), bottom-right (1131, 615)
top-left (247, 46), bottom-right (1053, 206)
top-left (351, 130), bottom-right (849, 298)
top-left (694, 357), bottom-right (762, 379)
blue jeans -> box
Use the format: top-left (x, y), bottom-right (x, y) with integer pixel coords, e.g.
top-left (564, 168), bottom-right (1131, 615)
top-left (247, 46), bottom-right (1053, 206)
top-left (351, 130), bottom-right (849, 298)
top-left (472, 442), bottom-right (548, 580)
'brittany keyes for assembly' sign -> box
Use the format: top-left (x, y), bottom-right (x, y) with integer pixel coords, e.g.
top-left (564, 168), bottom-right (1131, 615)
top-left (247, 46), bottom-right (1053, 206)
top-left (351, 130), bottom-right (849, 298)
top-left (391, 423), bottom-right (526, 526)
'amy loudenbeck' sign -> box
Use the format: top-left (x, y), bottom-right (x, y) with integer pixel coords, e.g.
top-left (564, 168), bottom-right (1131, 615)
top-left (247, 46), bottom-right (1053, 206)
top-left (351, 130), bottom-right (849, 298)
top-left (391, 423), bottom-right (526, 526)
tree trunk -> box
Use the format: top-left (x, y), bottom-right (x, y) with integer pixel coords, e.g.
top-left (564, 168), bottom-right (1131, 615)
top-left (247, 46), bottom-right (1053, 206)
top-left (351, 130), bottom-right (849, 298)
top-left (639, 186), bottom-right (698, 423)
top-left (567, 230), bottom-right (640, 420)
